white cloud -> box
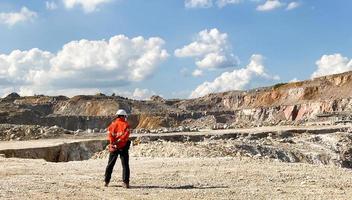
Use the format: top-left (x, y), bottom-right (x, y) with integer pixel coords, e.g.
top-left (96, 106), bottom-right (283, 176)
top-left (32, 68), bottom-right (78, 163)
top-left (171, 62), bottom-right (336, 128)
top-left (109, 88), bottom-right (157, 100)
top-left (185, 0), bottom-right (242, 8)
top-left (256, 0), bottom-right (283, 11)
top-left (311, 54), bottom-right (352, 78)
top-left (192, 69), bottom-right (204, 77)
top-left (0, 7), bottom-right (37, 26)
top-left (63, 0), bottom-right (112, 13)
top-left (0, 86), bottom-right (18, 98)
top-left (190, 54), bottom-right (278, 98)
top-left (175, 28), bottom-right (237, 70)
top-left (19, 88), bottom-right (101, 97)
top-left (13, 87), bottom-right (157, 100)
top-left (132, 88), bottom-right (156, 100)
top-left (46, 1), bottom-right (58, 10)
top-left (0, 35), bottom-right (168, 97)
top-left (286, 2), bottom-right (300, 10)
top-left (0, 48), bottom-right (54, 84)
top-left (216, 0), bottom-right (242, 8)
top-left (185, 0), bottom-right (213, 8)
top-left (289, 78), bottom-right (300, 82)
top-left (185, 0), bottom-right (300, 10)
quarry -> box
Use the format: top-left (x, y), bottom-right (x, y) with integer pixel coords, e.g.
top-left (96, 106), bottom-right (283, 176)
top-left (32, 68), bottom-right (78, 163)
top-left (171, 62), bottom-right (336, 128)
top-left (2, 71), bottom-right (352, 199)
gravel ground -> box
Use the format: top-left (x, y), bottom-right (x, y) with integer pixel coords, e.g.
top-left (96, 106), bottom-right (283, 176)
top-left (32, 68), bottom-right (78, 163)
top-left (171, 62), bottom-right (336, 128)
top-left (1, 155), bottom-right (352, 200)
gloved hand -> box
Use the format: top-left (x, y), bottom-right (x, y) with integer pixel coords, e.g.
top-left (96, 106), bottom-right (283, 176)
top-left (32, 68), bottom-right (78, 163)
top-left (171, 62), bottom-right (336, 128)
top-left (109, 144), bottom-right (118, 153)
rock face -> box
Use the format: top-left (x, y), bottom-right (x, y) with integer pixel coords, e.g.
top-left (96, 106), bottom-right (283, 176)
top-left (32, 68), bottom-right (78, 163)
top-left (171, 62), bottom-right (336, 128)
top-left (1, 71), bottom-right (352, 130)
top-left (150, 95), bottom-right (166, 103)
top-left (0, 139), bottom-right (107, 162)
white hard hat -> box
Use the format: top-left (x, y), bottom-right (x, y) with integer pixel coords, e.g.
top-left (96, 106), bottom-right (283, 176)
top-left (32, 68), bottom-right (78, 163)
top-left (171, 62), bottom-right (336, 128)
top-left (116, 109), bottom-right (127, 116)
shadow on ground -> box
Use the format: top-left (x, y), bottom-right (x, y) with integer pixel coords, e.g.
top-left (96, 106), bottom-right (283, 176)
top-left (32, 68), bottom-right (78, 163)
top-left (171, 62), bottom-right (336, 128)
top-left (129, 185), bottom-right (228, 190)
top-left (108, 184), bottom-right (227, 190)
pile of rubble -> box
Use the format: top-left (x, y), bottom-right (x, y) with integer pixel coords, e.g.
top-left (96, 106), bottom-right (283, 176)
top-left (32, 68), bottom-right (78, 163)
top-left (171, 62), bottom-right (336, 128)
top-left (92, 127), bottom-right (352, 169)
top-left (129, 139), bottom-right (237, 158)
top-left (91, 138), bottom-right (277, 160)
top-left (74, 128), bottom-right (107, 135)
top-left (0, 124), bottom-right (73, 141)
top-left (133, 126), bottom-right (199, 134)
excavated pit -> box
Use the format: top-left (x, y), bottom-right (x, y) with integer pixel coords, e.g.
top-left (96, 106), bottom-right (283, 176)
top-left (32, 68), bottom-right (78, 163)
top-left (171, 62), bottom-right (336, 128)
top-left (1, 126), bottom-right (352, 169)
top-left (131, 132), bottom-right (352, 168)
top-left (0, 139), bottom-right (108, 162)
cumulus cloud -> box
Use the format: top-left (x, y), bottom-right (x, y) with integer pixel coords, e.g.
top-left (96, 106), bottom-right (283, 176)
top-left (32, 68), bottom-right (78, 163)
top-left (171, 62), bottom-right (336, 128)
top-left (190, 54), bottom-right (278, 98)
top-left (256, 0), bottom-right (283, 11)
top-left (192, 69), bottom-right (204, 77)
top-left (63, 0), bottom-right (112, 13)
top-left (185, 0), bottom-right (242, 8)
top-left (311, 54), bottom-right (352, 78)
top-left (185, 0), bottom-right (213, 8)
top-left (289, 78), bottom-right (300, 82)
top-left (185, 0), bottom-right (301, 10)
top-left (46, 1), bottom-right (58, 10)
top-left (175, 28), bottom-right (237, 70)
top-left (109, 88), bottom-right (157, 100)
top-left (131, 88), bottom-right (156, 100)
top-left (216, 0), bottom-right (242, 8)
top-left (286, 2), bottom-right (300, 10)
top-left (0, 7), bottom-right (37, 26)
top-left (0, 35), bottom-right (168, 96)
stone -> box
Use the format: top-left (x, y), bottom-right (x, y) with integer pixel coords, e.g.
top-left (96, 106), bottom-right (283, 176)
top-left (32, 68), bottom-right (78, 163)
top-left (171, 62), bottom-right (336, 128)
top-left (4, 92), bottom-right (20, 99)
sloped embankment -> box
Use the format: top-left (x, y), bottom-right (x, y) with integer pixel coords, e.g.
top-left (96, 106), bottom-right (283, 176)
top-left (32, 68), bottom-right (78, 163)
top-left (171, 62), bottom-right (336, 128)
top-left (1, 126), bottom-right (352, 168)
top-left (93, 126), bottom-right (352, 169)
top-left (2, 71), bottom-right (352, 131)
top-left (0, 139), bottom-right (107, 162)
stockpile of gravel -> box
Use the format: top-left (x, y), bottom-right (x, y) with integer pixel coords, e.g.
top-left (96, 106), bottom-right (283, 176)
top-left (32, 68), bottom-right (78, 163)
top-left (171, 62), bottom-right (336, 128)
top-left (91, 139), bottom-right (239, 159)
top-left (0, 124), bottom-right (72, 141)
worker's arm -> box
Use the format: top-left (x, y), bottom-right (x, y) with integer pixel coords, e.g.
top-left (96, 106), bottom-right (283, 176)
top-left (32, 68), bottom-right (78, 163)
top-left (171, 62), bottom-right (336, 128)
top-left (108, 130), bottom-right (121, 150)
top-left (118, 124), bottom-right (130, 142)
top-left (107, 123), bottom-right (117, 144)
top-left (107, 131), bottom-right (114, 143)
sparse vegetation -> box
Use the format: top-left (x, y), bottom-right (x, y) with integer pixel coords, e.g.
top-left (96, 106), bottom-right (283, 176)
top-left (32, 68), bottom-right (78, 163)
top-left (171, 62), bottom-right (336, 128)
top-left (273, 82), bottom-right (287, 89)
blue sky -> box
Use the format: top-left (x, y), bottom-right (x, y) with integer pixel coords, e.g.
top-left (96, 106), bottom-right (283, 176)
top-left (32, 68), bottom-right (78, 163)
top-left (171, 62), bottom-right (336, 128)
top-left (0, 0), bottom-right (351, 99)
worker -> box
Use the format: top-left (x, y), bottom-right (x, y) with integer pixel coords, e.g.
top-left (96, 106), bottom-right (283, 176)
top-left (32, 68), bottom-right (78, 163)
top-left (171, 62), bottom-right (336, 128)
top-left (104, 109), bottom-right (131, 188)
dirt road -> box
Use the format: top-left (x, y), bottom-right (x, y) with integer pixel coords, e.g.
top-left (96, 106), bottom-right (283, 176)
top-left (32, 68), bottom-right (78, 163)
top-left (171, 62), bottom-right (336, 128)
top-left (1, 155), bottom-right (352, 200)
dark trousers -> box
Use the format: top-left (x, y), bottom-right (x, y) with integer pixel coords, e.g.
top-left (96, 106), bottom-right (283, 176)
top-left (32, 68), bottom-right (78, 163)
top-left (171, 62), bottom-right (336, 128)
top-left (104, 142), bottom-right (130, 184)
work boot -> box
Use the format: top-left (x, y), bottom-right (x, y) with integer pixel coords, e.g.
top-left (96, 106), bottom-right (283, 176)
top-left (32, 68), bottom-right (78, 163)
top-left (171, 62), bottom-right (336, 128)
top-left (122, 182), bottom-right (129, 189)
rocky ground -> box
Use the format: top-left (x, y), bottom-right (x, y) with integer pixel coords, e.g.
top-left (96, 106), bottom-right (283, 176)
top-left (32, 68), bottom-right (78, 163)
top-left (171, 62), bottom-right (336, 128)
top-left (1, 154), bottom-right (352, 199)
top-left (95, 126), bottom-right (352, 169)
top-left (2, 126), bottom-right (352, 199)
top-left (0, 124), bottom-right (73, 141)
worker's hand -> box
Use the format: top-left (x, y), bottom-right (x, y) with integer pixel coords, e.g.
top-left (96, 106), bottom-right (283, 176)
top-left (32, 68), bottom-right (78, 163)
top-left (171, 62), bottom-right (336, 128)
top-left (112, 144), bottom-right (117, 149)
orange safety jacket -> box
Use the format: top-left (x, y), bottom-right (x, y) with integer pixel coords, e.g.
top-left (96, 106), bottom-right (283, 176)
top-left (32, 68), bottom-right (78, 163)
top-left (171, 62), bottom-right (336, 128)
top-left (107, 117), bottom-right (130, 150)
